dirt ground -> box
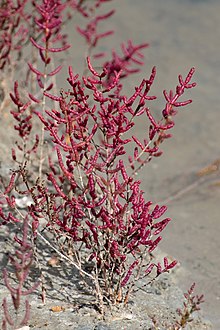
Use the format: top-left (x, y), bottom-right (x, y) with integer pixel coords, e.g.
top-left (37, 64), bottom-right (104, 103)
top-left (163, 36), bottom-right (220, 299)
top-left (0, 0), bottom-right (220, 329)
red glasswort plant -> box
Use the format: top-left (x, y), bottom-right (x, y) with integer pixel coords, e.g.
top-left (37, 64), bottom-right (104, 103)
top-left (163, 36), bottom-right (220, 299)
top-left (0, 0), bottom-right (196, 316)
top-left (172, 283), bottom-right (205, 329)
top-left (2, 217), bottom-right (39, 330)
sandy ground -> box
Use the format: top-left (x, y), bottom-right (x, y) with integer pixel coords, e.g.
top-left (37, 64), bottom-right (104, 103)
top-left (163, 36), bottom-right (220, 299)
top-left (0, 0), bottom-right (220, 328)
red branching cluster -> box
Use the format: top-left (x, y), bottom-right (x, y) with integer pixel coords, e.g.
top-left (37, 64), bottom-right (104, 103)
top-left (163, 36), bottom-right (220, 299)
top-left (28, 0), bottom-right (71, 102)
top-left (174, 283), bottom-right (204, 328)
top-left (0, 0), bottom-right (30, 69)
top-left (77, 9), bottom-right (115, 49)
top-left (10, 81), bottom-right (32, 139)
top-left (30, 57), bottom-right (196, 301)
top-left (9, 81), bottom-right (39, 159)
top-left (2, 217), bottom-right (39, 329)
top-left (103, 40), bottom-right (149, 88)
top-left (31, 0), bottom-right (70, 53)
top-left (76, 3), bottom-right (148, 85)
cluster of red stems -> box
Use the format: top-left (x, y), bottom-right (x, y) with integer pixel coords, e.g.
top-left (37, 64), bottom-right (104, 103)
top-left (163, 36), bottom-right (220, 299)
top-left (174, 283), bottom-right (205, 328)
top-left (0, 0), bottom-right (197, 325)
